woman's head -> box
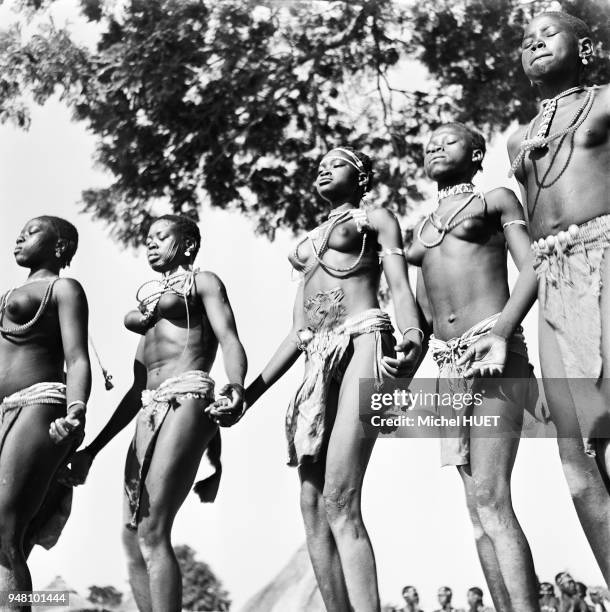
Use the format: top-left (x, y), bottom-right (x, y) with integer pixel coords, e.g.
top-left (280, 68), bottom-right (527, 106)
top-left (539, 582), bottom-right (555, 597)
top-left (424, 122), bottom-right (486, 182)
top-left (521, 12), bottom-right (592, 83)
top-left (145, 214), bottom-right (201, 272)
top-left (316, 147), bottom-right (373, 204)
top-left (14, 216), bottom-right (78, 270)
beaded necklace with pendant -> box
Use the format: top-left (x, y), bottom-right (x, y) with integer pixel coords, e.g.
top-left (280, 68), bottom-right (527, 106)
top-left (509, 85), bottom-right (597, 176)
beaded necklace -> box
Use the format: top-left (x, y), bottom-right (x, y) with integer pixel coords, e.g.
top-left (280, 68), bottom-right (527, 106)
top-left (328, 203), bottom-right (354, 219)
top-left (301, 208), bottom-right (369, 275)
top-left (136, 267), bottom-right (198, 317)
top-left (509, 86), bottom-right (597, 176)
top-left (437, 182), bottom-right (475, 200)
top-left (135, 267), bottom-right (199, 372)
top-left (0, 277), bottom-right (58, 335)
top-left (417, 183), bottom-right (480, 249)
top-left (0, 276), bottom-right (114, 389)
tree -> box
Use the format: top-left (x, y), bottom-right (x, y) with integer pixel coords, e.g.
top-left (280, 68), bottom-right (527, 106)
top-left (175, 544), bottom-right (231, 611)
top-left (1, 0), bottom-right (608, 245)
top-left (87, 584), bottom-right (123, 608)
top-left (410, 0), bottom-right (609, 129)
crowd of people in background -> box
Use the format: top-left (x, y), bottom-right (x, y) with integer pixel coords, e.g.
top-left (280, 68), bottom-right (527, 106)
top-left (389, 576), bottom-right (610, 612)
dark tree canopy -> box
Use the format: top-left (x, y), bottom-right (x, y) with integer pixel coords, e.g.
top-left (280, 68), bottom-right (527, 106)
top-left (80, 548), bottom-right (229, 611)
top-left (1, 0), bottom-right (608, 245)
top-left (86, 584), bottom-right (122, 607)
top-left (410, 0), bottom-right (609, 128)
top-left (175, 544), bottom-right (231, 611)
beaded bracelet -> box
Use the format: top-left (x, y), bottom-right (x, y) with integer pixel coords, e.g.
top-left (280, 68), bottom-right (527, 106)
top-left (226, 382), bottom-right (245, 395)
top-left (67, 400), bottom-right (87, 413)
top-left (378, 247), bottom-right (404, 259)
top-left (502, 219), bottom-right (527, 230)
top-left (401, 327), bottom-right (425, 343)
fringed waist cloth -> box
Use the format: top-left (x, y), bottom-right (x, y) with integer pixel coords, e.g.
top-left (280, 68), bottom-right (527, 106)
top-left (429, 314), bottom-right (541, 467)
top-left (124, 370), bottom-right (219, 530)
top-left (0, 382), bottom-right (78, 550)
top-left (286, 303), bottom-right (393, 467)
top-left (533, 215), bottom-right (610, 456)
top-left (429, 313), bottom-right (529, 379)
top-left (532, 214), bottom-right (610, 379)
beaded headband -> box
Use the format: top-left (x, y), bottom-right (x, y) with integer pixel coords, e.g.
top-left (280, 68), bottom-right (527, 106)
top-left (324, 147), bottom-right (366, 173)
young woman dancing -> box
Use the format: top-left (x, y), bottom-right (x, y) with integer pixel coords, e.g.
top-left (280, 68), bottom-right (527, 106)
top-left (460, 11), bottom-right (610, 583)
top-left (0, 216), bottom-right (91, 610)
top-left (212, 147), bottom-right (422, 612)
top-left (70, 215), bottom-right (247, 612)
top-left (406, 123), bottom-right (539, 611)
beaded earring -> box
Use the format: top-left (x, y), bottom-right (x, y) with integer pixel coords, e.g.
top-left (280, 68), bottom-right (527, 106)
top-left (581, 56), bottom-right (589, 65)
top-left (359, 174), bottom-right (369, 203)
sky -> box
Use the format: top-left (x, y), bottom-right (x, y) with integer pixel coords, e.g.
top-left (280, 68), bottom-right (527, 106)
top-left (0, 2), bottom-right (605, 610)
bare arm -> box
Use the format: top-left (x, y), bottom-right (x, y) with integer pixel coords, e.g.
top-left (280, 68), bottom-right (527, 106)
top-left (507, 124), bottom-right (529, 185)
top-left (369, 208), bottom-right (422, 376)
top-left (67, 340), bottom-right (147, 485)
top-left (245, 281), bottom-right (305, 409)
top-left (414, 269), bottom-right (433, 369)
top-left (197, 271), bottom-right (247, 388)
top-left (194, 272), bottom-right (247, 424)
top-left (86, 339), bottom-right (147, 458)
top-left (56, 278), bottom-right (91, 407)
top-left (457, 185), bottom-right (539, 376)
top-left (50, 278), bottom-right (92, 443)
top-left (485, 184), bottom-right (538, 340)
top-left (370, 208), bottom-right (421, 338)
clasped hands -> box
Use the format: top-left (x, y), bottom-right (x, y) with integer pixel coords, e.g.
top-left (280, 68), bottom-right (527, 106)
top-left (205, 382), bottom-right (246, 427)
top-left (49, 404), bottom-right (85, 445)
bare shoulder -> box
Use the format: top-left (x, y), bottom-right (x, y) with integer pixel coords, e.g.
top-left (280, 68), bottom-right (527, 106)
top-left (53, 277), bottom-right (87, 302)
top-left (485, 186), bottom-right (520, 208)
top-left (507, 123), bottom-right (528, 160)
top-left (484, 187), bottom-right (523, 220)
top-left (366, 206), bottom-right (399, 230)
top-left (195, 270), bottom-right (227, 296)
top-left (595, 83), bottom-right (610, 113)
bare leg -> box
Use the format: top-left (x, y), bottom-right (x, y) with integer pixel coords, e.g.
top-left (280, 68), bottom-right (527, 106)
top-left (299, 464), bottom-right (350, 612)
top-left (598, 246), bottom-right (610, 483)
top-left (122, 512), bottom-right (152, 612)
top-left (322, 333), bottom-right (392, 612)
top-left (459, 355), bottom-right (539, 612)
top-left (298, 382), bottom-right (351, 612)
top-left (122, 443), bottom-right (152, 612)
top-left (540, 313), bottom-right (610, 583)
top-left (459, 467), bottom-right (511, 610)
top-left (0, 404), bottom-right (70, 612)
top-left (136, 397), bottom-right (218, 612)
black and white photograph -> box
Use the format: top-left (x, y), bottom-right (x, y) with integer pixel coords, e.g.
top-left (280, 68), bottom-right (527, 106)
top-left (0, 0), bottom-right (609, 610)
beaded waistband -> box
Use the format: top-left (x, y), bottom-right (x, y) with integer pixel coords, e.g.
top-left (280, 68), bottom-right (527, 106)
top-left (141, 370), bottom-right (215, 407)
top-left (531, 214), bottom-right (610, 257)
top-left (1, 382), bottom-right (66, 411)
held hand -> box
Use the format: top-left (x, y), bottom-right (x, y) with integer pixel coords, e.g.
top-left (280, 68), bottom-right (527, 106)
top-left (60, 449), bottom-right (94, 486)
top-left (49, 410), bottom-right (85, 445)
top-left (382, 330), bottom-right (422, 378)
top-left (205, 383), bottom-right (246, 427)
top-left (456, 333), bottom-right (508, 378)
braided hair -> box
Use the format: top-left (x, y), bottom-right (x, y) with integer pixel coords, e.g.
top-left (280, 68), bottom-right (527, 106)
top-left (329, 146), bottom-right (374, 194)
top-left (438, 122), bottom-right (486, 175)
top-left (154, 214), bottom-right (201, 261)
top-left (536, 11), bottom-right (590, 39)
top-left (35, 216), bottom-right (78, 268)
